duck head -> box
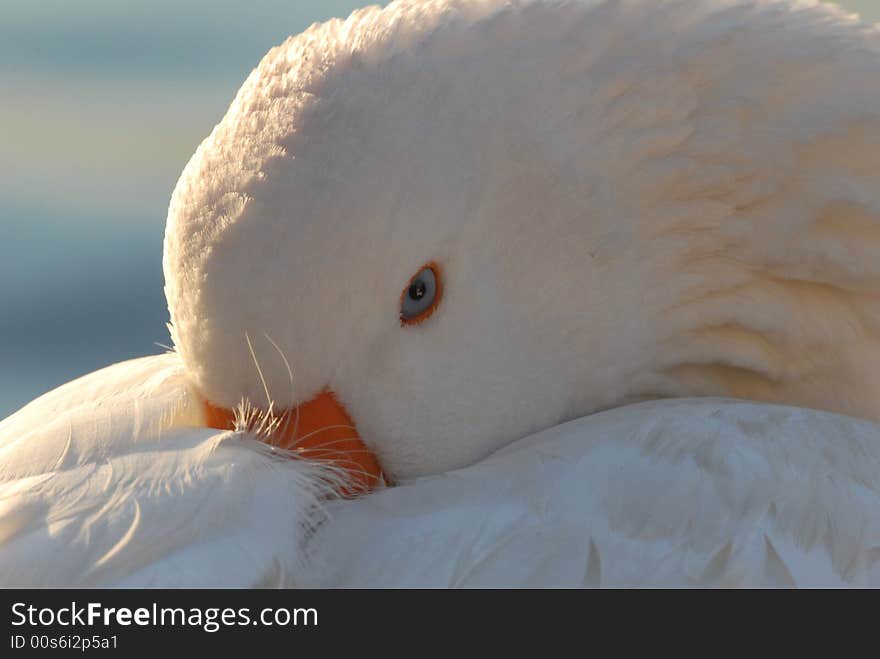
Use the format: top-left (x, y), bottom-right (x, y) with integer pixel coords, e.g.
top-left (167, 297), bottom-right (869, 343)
top-left (164, 0), bottom-right (880, 490)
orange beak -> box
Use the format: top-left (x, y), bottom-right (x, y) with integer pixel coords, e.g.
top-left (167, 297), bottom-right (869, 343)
top-left (202, 389), bottom-right (384, 497)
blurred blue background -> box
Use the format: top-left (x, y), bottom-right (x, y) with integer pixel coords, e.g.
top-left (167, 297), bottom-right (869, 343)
top-left (0, 0), bottom-right (876, 418)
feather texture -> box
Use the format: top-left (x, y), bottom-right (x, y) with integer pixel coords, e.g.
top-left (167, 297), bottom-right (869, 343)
top-left (0, 355), bottom-right (337, 587)
top-left (308, 398), bottom-right (880, 588)
top-left (2, 355), bottom-right (879, 587)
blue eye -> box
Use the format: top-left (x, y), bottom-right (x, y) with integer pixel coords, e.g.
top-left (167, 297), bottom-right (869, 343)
top-left (400, 263), bottom-right (442, 326)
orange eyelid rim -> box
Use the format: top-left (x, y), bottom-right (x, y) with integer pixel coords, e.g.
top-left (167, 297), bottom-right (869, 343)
top-left (400, 261), bottom-right (443, 327)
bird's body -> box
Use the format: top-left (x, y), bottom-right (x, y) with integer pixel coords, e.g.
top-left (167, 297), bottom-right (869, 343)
top-left (3, 353), bottom-right (880, 587)
top-left (312, 398), bottom-right (880, 588)
top-left (3, 0), bottom-right (880, 586)
top-left (0, 354), bottom-right (334, 587)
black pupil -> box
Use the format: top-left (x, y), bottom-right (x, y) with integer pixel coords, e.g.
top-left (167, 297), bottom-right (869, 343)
top-left (408, 279), bottom-right (427, 301)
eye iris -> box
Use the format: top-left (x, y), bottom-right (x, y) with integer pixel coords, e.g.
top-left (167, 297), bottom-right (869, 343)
top-left (409, 279), bottom-right (427, 301)
top-left (400, 263), bottom-right (440, 326)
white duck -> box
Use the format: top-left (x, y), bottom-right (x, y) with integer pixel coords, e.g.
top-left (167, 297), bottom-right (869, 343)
top-left (2, 0), bottom-right (880, 587)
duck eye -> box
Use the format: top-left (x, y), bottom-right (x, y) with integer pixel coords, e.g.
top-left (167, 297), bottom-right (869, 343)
top-left (400, 263), bottom-right (442, 326)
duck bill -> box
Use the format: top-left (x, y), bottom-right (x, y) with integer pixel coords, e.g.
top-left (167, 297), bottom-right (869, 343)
top-left (202, 389), bottom-right (384, 497)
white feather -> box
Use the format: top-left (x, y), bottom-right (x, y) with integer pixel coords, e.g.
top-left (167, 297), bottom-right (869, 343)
top-left (2, 358), bottom-right (880, 587)
top-left (307, 398), bottom-right (880, 588)
top-left (0, 354), bottom-right (336, 587)
top-left (165, 0), bottom-right (880, 480)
